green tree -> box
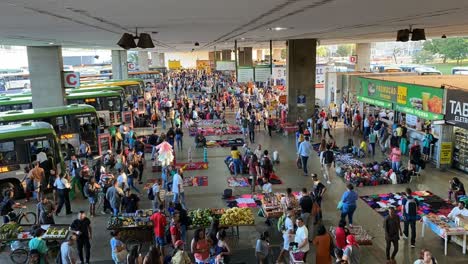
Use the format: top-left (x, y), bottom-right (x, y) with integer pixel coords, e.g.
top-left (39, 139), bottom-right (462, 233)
top-left (412, 50), bottom-right (434, 64)
top-left (316, 46), bottom-right (329, 57)
top-left (423, 37), bottom-right (468, 64)
top-left (335, 44), bottom-right (355, 57)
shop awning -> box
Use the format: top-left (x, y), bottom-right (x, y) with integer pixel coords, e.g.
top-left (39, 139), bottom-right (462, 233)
top-left (357, 95), bottom-right (392, 108)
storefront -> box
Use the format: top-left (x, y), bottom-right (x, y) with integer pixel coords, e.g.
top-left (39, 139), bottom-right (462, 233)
top-left (444, 86), bottom-right (468, 173)
top-left (358, 76), bottom-right (445, 165)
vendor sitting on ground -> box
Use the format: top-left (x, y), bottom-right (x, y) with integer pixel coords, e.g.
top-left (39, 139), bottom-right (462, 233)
top-left (352, 140), bottom-right (367, 158)
top-left (195, 132), bottom-right (207, 148)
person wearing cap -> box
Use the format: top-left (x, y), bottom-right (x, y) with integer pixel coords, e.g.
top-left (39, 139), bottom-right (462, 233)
top-left (384, 207), bottom-right (402, 264)
top-left (171, 240), bottom-right (191, 264)
top-left (343, 235), bottom-right (360, 264)
top-left (28, 225), bottom-right (48, 264)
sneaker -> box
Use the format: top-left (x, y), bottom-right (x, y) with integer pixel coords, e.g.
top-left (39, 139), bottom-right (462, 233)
top-left (410, 244), bottom-right (416, 248)
top-left (101, 211), bottom-right (107, 215)
top-left (327, 180), bottom-right (331, 184)
top-left (402, 235), bottom-right (408, 240)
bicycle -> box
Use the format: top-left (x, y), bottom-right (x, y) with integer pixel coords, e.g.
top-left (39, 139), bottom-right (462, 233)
top-left (6, 209), bottom-right (37, 225)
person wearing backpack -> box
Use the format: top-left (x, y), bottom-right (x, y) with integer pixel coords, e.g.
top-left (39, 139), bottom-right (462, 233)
top-left (401, 188), bottom-right (419, 248)
top-left (321, 145), bottom-right (335, 184)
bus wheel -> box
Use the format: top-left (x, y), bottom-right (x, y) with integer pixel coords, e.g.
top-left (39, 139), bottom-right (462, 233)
top-left (0, 181), bottom-right (16, 199)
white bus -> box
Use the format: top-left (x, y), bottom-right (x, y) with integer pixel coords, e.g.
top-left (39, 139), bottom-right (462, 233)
top-left (0, 72), bottom-right (30, 91)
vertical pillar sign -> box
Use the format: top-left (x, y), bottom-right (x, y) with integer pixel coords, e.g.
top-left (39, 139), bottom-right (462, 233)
top-left (63, 71), bottom-right (80, 88)
top-left (439, 142), bottom-right (452, 165)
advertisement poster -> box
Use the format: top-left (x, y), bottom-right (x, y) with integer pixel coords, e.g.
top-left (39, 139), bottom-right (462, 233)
top-left (196, 60), bottom-right (210, 70)
top-left (316, 65), bottom-right (333, 89)
top-left (359, 77), bottom-right (444, 120)
top-left (216, 61), bottom-right (236, 71)
top-left (168, 60), bottom-right (181, 70)
top-left (237, 67), bottom-right (254, 83)
top-left (445, 87), bottom-right (468, 129)
top-left (272, 66), bottom-right (286, 81)
top-left (297, 95), bottom-right (306, 107)
top-left (254, 65), bottom-right (271, 82)
top-left (440, 142), bottom-right (452, 165)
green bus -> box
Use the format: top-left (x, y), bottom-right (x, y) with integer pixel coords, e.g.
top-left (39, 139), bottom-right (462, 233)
top-left (0, 104), bottom-right (105, 158)
top-left (0, 90), bottom-right (124, 127)
top-left (66, 90), bottom-right (123, 127)
top-left (0, 122), bottom-right (64, 198)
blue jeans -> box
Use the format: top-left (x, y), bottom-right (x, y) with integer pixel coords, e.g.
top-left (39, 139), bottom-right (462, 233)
top-left (341, 205), bottom-right (356, 225)
top-left (180, 224), bottom-right (187, 242)
top-left (176, 135), bottom-right (183, 151)
top-left (162, 120), bottom-right (166, 130)
top-left (233, 158), bottom-right (242, 175)
top-left (173, 192), bottom-right (186, 208)
top-left (112, 208), bottom-right (119, 216)
top-left (301, 155), bottom-right (309, 175)
top-left (127, 177), bottom-right (141, 194)
top-left (392, 161), bottom-right (400, 172)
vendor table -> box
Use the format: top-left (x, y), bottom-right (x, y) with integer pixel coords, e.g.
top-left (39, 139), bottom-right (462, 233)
top-left (260, 193), bottom-right (301, 219)
top-left (421, 215), bottom-right (468, 255)
top-left (107, 213), bottom-right (155, 246)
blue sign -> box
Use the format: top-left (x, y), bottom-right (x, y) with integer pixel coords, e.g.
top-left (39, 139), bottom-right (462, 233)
top-left (297, 95), bottom-right (306, 105)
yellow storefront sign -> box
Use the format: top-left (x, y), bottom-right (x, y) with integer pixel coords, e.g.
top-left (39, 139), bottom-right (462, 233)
top-left (397, 86), bottom-right (407, 105)
top-left (440, 142), bottom-right (452, 165)
top-left (168, 60), bottom-right (182, 70)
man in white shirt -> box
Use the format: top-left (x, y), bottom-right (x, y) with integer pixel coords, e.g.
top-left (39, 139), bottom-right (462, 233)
top-left (61, 234), bottom-right (78, 264)
top-left (116, 168), bottom-right (127, 190)
top-left (341, 101), bottom-right (348, 119)
top-left (448, 201), bottom-right (468, 219)
top-left (294, 217), bottom-right (310, 261)
top-left (262, 178), bottom-right (272, 194)
top-left (172, 169), bottom-right (185, 208)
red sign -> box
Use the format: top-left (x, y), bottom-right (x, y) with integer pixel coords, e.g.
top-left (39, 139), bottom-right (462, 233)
top-left (349, 55), bottom-right (358, 64)
top-left (128, 63), bottom-right (136, 70)
top-left (63, 71), bottom-right (80, 88)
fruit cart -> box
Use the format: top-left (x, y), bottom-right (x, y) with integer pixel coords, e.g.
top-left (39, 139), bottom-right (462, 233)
top-left (188, 208), bottom-right (255, 239)
top-left (0, 223), bottom-right (70, 264)
top-left (107, 209), bottom-right (155, 249)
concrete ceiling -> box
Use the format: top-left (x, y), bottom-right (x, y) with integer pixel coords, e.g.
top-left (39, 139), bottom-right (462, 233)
top-left (1, 0), bottom-right (468, 51)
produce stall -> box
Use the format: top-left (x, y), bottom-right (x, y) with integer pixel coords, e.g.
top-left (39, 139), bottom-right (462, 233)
top-left (422, 214), bottom-right (468, 255)
top-left (107, 209), bottom-right (154, 245)
top-left (188, 208), bottom-right (255, 239)
top-left (0, 223), bottom-right (70, 264)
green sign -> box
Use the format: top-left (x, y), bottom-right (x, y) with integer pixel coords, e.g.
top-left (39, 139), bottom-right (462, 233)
top-left (359, 78), bottom-right (445, 120)
top-left (357, 95), bottom-right (393, 108)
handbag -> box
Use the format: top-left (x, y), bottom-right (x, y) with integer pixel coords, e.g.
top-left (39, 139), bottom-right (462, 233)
top-left (115, 249), bottom-right (128, 262)
top-left (337, 200), bottom-right (343, 210)
top-left (296, 157), bottom-right (302, 169)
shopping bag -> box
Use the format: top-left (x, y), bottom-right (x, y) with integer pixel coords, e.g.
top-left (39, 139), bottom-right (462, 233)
top-left (296, 157), bottom-right (302, 169)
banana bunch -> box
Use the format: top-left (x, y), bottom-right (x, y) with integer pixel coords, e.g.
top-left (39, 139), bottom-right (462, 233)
top-left (220, 208), bottom-right (254, 226)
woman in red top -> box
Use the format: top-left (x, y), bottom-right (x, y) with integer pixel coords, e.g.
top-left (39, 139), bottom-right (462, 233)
top-left (335, 220), bottom-right (349, 249)
top-left (191, 228), bottom-right (210, 264)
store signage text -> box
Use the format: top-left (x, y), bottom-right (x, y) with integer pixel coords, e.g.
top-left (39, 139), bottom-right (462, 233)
top-left (394, 105), bottom-right (444, 120)
top-left (357, 96), bottom-right (392, 108)
top-left (448, 100), bottom-right (468, 124)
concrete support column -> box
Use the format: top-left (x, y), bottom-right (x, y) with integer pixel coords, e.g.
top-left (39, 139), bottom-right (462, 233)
top-left (112, 50), bottom-right (128, 80)
top-left (138, 51), bottom-right (149, 71)
top-left (356, 43), bottom-right (371, 72)
top-left (27, 46), bottom-right (66, 108)
top-left (238, 47), bottom-right (253, 67)
top-left (222, 50), bottom-right (232, 61)
top-left (286, 39), bottom-right (317, 122)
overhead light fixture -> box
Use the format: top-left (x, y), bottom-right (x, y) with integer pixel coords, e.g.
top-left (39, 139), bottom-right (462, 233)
top-left (194, 42), bottom-right (200, 46)
top-left (441, 34), bottom-right (447, 39)
top-left (396, 26), bottom-right (425, 42)
top-left (48, 42), bottom-right (55, 45)
top-left (267, 27), bottom-right (289, 31)
top-left (396, 29), bottom-right (410, 42)
top-left (117, 33), bottom-right (137, 49)
top-left (240, 37), bottom-right (245, 40)
top-left (411, 28), bottom-right (426, 41)
top-left (117, 28), bottom-right (155, 50)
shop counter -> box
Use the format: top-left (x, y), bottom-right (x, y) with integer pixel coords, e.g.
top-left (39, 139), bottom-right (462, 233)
top-left (422, 215), bottom-right (468, 255)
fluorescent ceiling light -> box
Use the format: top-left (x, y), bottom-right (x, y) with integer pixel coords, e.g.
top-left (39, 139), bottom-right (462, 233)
top-left (268, 27), bottom-right (289, 31)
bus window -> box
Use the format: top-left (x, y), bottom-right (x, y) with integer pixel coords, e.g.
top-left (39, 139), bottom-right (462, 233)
top-left (0, 141), bottom-right (16, 165)
top-left (107, 97), bottom-right (122, 112)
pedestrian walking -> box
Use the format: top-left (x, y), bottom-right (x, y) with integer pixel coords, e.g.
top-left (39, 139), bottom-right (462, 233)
top-left (401, 188), bottom-right (418, 248)
top-left (54, 173), bottom-right (72, 216)
top-left (70, 211), bottom-right (92, 264)
top-left (320, 145), bottom-right (335, 184)
top-left (384, 207), bottom-right (402, 264)
top-left (297, 136), bottom-right (312, 176)
top-left (339, 184), bottom-right (358, 226)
